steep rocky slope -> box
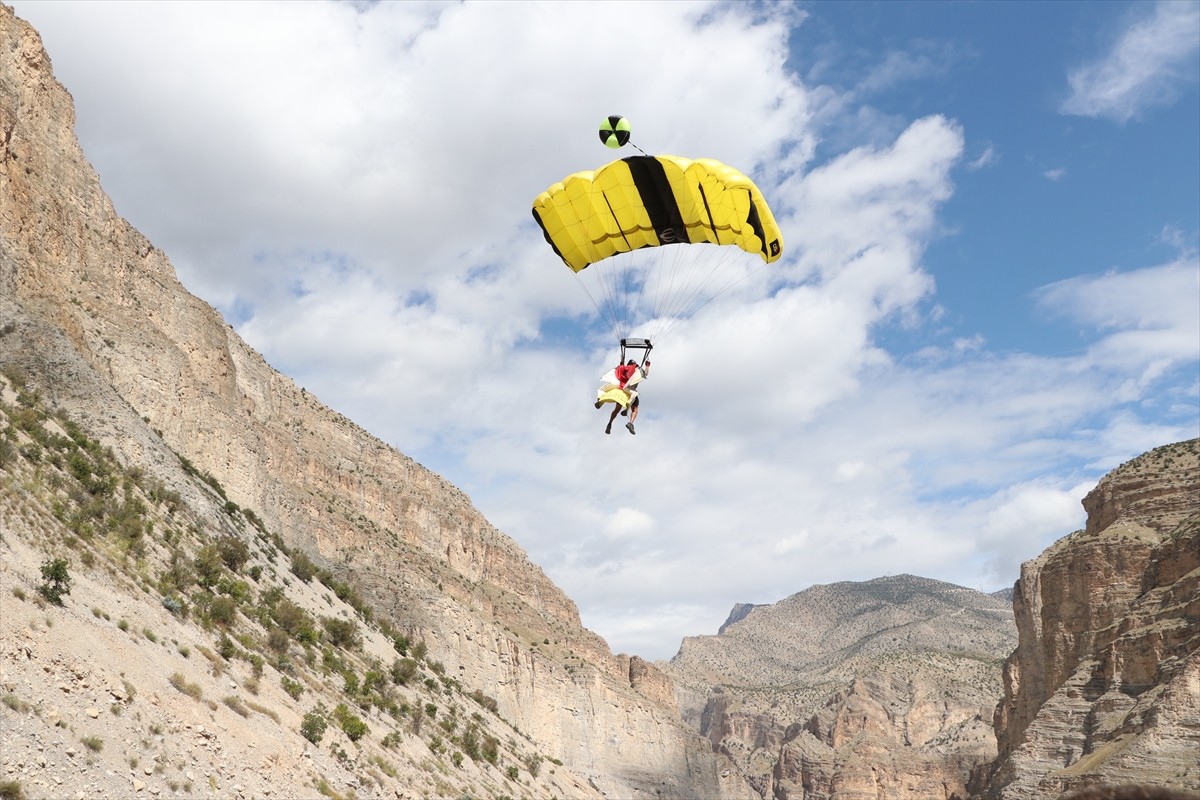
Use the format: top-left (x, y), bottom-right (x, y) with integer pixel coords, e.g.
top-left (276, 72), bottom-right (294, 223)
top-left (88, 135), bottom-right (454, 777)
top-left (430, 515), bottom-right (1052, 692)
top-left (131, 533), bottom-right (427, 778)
top-left (662, 575), bottom-right (1018, 799)
top-left (976, 439), bottom-right (1200, 799)
top-left (0, 6), bottom-right (749, 798)
top-left (1, 368), bottom-right (606, 799)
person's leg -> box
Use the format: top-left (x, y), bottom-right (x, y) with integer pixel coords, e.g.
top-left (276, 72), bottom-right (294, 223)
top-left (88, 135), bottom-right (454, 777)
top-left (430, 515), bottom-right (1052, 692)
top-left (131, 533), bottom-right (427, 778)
top-left (606, 405), bottom-right (620, 433)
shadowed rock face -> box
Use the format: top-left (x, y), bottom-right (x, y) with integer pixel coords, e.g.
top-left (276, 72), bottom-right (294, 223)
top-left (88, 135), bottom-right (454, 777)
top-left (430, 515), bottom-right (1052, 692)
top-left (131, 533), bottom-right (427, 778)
top-left (0, 6), bottom-right (746, 798)
top-left (977, 440), bottom-right (1200, 799)
top-left (663, 575), bottom-right (1018, 799)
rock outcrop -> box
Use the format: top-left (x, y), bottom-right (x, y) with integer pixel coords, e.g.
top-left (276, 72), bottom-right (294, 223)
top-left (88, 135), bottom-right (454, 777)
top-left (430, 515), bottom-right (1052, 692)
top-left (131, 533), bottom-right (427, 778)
top-left (0, 5), bottom-right (748, 797)
top-left (976, 439), bottom-right (1200, 798)
top-left (662, 575), bottom-right (1018, 799)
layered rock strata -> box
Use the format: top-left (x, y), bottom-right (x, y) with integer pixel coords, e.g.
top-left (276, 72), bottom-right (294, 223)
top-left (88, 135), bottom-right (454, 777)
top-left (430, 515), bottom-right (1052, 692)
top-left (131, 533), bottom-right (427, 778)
top-left (977, 439), bottom-right (1200, 798)
top-left (663, 575), bottom-right (1018, 799)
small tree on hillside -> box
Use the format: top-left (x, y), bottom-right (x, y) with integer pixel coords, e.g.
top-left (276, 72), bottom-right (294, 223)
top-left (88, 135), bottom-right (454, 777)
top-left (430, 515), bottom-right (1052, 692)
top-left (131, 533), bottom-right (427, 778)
top-left (38, 559), bottom-right (72, 605)
top-left (301, 704), bottom-right (328, 744)
top-left (215, 535), bottom-right (250, 573)
top-left (290, 550), bottom-right (317, 582)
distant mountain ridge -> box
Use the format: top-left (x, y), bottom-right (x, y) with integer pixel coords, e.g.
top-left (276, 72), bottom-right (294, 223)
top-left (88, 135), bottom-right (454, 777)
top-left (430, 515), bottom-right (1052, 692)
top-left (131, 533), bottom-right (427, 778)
top-left (671, 573), bottom-right (1015, 685)
top-left (662, 574), bottom-right (1017, 799)
top-left (718, 602), bottom-right (760, 635)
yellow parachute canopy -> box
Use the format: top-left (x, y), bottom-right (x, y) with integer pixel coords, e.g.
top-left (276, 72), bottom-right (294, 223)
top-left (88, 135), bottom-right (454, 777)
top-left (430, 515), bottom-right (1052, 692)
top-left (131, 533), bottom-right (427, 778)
top-left (532, 155), bottom-right (783, 273)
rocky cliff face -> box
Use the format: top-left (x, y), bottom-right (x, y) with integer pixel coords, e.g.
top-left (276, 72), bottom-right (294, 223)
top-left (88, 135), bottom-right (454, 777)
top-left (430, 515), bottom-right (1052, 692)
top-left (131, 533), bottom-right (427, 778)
top-left (977, 439), bottom-right (1200, 799)
top-left (0, 6), bottom-right (747, 797)
top-left (663, 575), bottom-right (1018, 799)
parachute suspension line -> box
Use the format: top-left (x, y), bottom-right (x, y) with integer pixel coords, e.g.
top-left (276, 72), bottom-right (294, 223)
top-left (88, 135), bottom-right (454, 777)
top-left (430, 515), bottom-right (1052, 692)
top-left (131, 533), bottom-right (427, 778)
top-left (572, 271), bottom-right (618, 340)
top-left (664, 245), bottom-right (736, 322)
top-left (570, 191), bottom-right (631, 342)
top-left (592, 262), bottom-right (625, 340)
top-left (647, 185), bottom-right (767, 342)
top-left (575, 240), bottom-right (769, 347)
top-left (657, 184), bottom-right (741, 325)
top-left (655, 242), bottom-right (699, 336)
top-left (624, 242), bottom-right (652, 335)
top-left (625, 254), bottom-right (638, 336)
top-left (654, 253), bottom-right (771, 342)
top-left (570, 237), bottom-right (627, 342)
top-left (649, 242), bottom-right (724, 337)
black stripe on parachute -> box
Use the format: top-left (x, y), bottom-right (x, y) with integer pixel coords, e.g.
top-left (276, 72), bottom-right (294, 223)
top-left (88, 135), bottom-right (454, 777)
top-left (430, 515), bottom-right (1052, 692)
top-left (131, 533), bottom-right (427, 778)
top-left (624, 156), bottom-right (688, 247)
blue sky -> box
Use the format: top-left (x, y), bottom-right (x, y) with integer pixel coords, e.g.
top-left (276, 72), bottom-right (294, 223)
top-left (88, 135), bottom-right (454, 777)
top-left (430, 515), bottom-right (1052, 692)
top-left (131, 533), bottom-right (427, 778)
top-left (12, 0), bottom-right (1199, 660)
top-left (798, 1), bottom-right (1200, 354)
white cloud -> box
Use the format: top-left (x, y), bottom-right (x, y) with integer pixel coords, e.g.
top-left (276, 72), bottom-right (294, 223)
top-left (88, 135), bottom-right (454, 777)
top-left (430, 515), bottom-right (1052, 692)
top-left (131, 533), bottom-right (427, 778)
top-left (966, 145), bottom-right (997, 171)
top-left (606, 508), bottom-right (656, 540)
top-left (774, 531), bottom-right (811, 555)
top-left (858, 40), bottom-right (965, 96)
top-left (1061, 0), bottom-right (1200, 122)
top-left (971, 480), bottom-right (1094, 585)
top-left (1035, 258), bottom-right (1200, 369)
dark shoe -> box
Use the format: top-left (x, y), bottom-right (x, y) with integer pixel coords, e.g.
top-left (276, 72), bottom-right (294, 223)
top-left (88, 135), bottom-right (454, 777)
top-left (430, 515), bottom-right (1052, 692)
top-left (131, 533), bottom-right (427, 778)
top-left (605, 424), bottom-right (612, 434)
top-left (626, 422), bottom-right (635, 435)
top-left (595, 401), bottom-right (602, 409)
top-left (620, 408), bottom-right (627, 416)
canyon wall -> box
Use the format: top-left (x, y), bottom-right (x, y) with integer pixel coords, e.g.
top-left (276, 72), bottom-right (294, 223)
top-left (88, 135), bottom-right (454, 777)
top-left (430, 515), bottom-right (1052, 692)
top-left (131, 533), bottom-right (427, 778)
top-left (977, 440), bottom-right (1199, 798)
top-left (0, 6), bottom-right (747, 797)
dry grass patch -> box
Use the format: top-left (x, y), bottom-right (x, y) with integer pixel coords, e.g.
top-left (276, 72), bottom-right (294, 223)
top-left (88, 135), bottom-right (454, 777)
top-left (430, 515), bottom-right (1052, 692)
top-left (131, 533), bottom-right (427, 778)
top-left (168, 672), bottom-right (202, 700)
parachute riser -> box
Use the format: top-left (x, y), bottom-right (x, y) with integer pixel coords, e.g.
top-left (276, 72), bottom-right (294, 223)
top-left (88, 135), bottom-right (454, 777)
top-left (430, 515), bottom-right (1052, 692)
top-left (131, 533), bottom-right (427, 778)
top-left (619, 337), bottom-right (653, 368)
